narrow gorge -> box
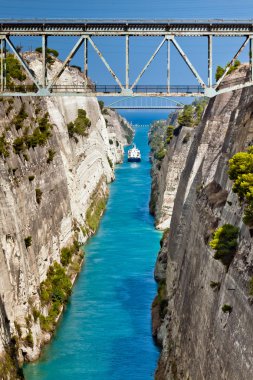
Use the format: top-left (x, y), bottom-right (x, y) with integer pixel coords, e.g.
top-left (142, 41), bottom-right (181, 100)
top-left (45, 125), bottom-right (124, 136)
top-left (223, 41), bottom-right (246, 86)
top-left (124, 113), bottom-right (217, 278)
top-left (1, 44), bottom-right (253, 380)
top-left (151, 66), bottom-right (253, 379)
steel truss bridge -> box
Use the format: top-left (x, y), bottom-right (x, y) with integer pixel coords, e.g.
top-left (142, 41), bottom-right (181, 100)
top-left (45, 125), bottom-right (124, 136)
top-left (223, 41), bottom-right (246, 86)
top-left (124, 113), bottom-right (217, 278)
top-left (1, 19), bottom-right (253, 98)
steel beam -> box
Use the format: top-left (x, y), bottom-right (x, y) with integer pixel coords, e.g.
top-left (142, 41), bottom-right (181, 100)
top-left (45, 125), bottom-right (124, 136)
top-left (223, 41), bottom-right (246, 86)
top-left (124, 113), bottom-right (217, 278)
top-left (47, 36), bottom-right (85, 90)
top-left (111, 106), bottom-right (183, 109)
top-left (208, 35), bottom-right (213, 87)
top-left (0, 91), bottom-right (206, 98)
top-left (88, 36), bottom-right (123, 90)
top-left (131, 37), bottom-right (166, 90)
top-left (126, 35), bottom-right (129, 89)
top-left (84, 36), bottom-right (88, 87)
top-left (215, 36), bottom-right (250, 89)
top-left (172, 37), bottom-right (206, 88)
top-left (5, 36), bottom-right (41, 90)
top-left (167, 37), bottom-right (171, 92)
top-left (1, 20), bottom-right (253, 37)
top-left (42, 34), bottom-right (47, 87)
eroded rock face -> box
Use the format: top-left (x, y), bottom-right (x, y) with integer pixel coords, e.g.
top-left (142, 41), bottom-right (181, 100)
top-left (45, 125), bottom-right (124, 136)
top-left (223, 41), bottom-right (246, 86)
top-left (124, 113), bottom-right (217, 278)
top-left (153, 68), bottom-right (253, 379)
top-left (151, 126), bottom-right (195, 231)
top-left (0, 57), bottom-right (132, 378)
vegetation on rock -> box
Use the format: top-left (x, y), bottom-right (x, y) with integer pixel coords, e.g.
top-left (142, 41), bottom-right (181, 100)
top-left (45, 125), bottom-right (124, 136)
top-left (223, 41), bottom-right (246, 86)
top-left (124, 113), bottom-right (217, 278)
top-left (0, 134), bottom-right (9, 157)
top-left (209, 224), bottom-right (239, 266)
top-left (222, 304), bottom-right (233, 313)
top-left (39, 262), bottom-right (72, 332)
top-left (35, 188), bottom-right (43, 204)
top-left (86, 182), bottom-right (107, 233)
top-left (215, 59), bottom-right (241, 81)
top-left (47, 149), bottom-right (56, 164)
top-left (67, 109), bottom-right (91, 139)
top-left (60, 240), bottom-right (80, 267)
top-left (1, 54), bottom-right (27, 87)
top-left (24, 236), bottom-right (32, 248)
top-left (178, 98), bottom-right (208, 128)
top-left (228, 146), bottom-right (253, 227)
top-left (166, 125), bottom-right (174, 144)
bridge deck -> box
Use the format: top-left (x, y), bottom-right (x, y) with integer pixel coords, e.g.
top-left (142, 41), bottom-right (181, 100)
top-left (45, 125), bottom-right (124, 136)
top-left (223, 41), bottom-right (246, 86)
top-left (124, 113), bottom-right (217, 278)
top-left (0, 19), bottom-right (253, 36)
top-left (0, 84), bottom-right (205, 97)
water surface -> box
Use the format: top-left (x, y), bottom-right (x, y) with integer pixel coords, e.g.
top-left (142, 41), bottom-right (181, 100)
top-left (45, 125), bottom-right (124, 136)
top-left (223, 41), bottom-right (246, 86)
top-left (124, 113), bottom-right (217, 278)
top-left (24, 112), bottom-right (164, 380)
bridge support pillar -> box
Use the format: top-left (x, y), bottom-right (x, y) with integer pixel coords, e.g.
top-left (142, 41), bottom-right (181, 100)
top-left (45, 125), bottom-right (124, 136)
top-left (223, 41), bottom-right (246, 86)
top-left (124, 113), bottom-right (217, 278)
top-left (166, 36), bottom-right (171, 92)
top-left (42, 34), bottom-right (47, 88)
top-left (126, 35), bottom-right (129, 89)
top-left (208, 35), bottom-right (213, 87)
top-left (84, 36), bottom-right (88, 88)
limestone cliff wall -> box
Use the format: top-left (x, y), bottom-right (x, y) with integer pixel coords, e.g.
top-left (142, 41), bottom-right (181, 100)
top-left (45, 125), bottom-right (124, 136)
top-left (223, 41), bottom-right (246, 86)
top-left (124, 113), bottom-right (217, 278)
top-left (153, 68), bottom-right (253, 379)
top-left (150, 126), bottom-right (194, 231)
top-left (0, 56), bottom-right (132, 378)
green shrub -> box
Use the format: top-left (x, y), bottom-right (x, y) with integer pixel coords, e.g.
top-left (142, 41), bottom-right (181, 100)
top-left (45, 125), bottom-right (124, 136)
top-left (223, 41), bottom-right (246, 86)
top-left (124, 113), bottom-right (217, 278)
top-left (60, 243), bottom-right (79, 267)
top-left (109, 139), bottom-right (113, 145)
top-left (0, 134), bottom-right (9, 157)
top-left (210, 281), bottom-right (221, 290)
top-left (182, 132), bottom-right (191, 144)
top-left (28, 175), bottom-right (35, 182)
top-left (47, 149), bottom-right (56, 164)
top-left (4, 54), bottom-right (26, 84)
top-left (249, 277), bottom-right (253, 296)
top-left (39, 262), bottom-right (72, 332)
top-left (67, 109), bottom-right (91, 139)
top-left (209, 224), bottom-right (239, 266)
top-left (13, 103), bottom-right (28, 130)
top-left (215, 60), bottom-right (241, 81)
top-left (35, 47), bottom-right (59, 57)
top-left (154, 148), bottom-right (166, 161)
top-left (24, 236), bottom-right (32, 248)
top-left (25, 332), bottom-right (33, 348)
top-left (86, 196), bottom-right (107, 232)
top-left (215, 65), bottom-right (225, 81)
top-left (166, 125), bottom-right (174, 144)
top-left (178, 105), bottom-right (194, 128)
top-left (194, 98), bottom-right (208, 124)
top-left (243, 204), bottom-right (253, 227)
top-left (32, 308), bottom-right (40, 322)
top-left (13, 137), bottom-right (26, 154)
top-left (35, 188), bottom-right (43, 204)
top-left (228, 147), bottom-right (253, 226)
top-left (222, 304), bottom-right (232, 313)
top-left (98, 100), bottom-right (104, 111)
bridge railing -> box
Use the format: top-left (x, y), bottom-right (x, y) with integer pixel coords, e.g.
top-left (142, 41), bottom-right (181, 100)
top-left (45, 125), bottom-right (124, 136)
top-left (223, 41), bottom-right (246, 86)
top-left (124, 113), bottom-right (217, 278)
top-left (1, 84), bottom-right (205, 95)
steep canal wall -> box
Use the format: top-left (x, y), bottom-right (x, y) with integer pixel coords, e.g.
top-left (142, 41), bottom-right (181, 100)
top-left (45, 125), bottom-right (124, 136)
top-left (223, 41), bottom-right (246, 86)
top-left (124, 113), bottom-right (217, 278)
top-left (0, 54), bottom-right (133, 378)
top-left (151, 66), bottom-right (253, 379)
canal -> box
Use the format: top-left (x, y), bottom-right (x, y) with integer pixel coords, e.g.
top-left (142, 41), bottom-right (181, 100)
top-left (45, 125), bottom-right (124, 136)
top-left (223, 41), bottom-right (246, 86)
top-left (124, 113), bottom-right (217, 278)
top-left (24, 112), bottom-right (165, 380)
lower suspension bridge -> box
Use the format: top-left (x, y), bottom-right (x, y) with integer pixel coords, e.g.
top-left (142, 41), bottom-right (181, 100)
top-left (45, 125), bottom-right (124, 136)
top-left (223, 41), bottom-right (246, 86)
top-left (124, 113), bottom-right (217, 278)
top-left (107, 97), bottom-right (184, 110)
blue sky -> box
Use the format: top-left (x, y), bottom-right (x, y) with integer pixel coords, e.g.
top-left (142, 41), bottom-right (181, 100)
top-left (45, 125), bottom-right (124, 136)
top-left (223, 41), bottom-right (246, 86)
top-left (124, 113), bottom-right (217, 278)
top-left (1, 0), bottom-right (253, 107)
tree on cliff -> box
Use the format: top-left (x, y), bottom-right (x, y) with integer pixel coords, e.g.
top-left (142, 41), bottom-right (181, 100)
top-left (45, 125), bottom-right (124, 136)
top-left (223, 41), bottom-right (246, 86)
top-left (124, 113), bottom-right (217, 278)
top-left (178, 105), bottom-right (194, 128)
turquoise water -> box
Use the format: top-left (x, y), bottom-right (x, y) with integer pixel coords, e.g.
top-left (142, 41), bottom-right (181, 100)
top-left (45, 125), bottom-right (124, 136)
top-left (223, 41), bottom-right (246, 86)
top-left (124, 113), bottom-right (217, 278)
top-left (24, 112), bottom-right (165, 380)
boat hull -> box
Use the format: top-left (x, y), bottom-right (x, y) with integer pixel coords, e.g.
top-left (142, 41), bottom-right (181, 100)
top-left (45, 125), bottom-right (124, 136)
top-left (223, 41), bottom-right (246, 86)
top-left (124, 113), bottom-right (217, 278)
top-left (128, 157), bottom-right (141, 162)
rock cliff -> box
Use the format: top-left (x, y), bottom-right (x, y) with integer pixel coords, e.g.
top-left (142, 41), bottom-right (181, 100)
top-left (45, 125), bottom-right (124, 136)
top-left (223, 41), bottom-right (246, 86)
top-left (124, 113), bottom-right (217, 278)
top-left (0, 54), bottom-right (132, 378)
top-left (152, 67), bottom-right (253, 379)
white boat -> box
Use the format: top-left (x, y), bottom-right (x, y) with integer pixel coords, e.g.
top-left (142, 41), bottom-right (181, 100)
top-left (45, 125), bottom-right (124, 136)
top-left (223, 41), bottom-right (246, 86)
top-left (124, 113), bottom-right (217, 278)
top-left (128, 144), bottom-right (141, 162)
